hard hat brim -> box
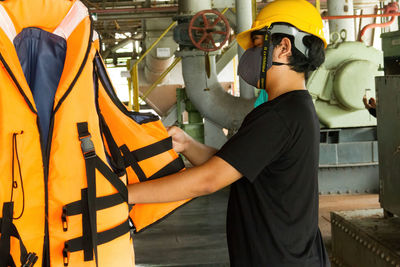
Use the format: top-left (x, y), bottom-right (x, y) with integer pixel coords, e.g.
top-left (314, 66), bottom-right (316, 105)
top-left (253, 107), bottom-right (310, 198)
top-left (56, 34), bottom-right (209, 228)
top-left (236, 24), bottom-right (271, 50)
top-left (236, 17), bottom-right (327, 50)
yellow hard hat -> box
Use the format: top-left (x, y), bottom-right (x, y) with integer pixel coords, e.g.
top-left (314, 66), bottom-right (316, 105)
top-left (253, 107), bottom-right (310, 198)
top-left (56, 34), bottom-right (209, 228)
top-left (236, 0), bottom-right (327, 50)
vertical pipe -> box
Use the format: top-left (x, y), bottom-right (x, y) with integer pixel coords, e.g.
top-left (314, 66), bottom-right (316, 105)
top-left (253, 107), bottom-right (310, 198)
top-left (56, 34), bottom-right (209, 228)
top-left (316, 0), bottom-right (321, 13)
top-left (126, 59), bottom-right (133, 110)
top-left (233, 56), bottom-right (238, 96)
top-left (252, 0), bottom-right (257, 22)
top-left (328, 0), bottom-right (355, 41)
top-left (236, 0), bottom-right (255, 99)
top-left (178, 0), bottom-right (211, 15)
top-left (132, 64), bottom-right (140, 111)
top-left (127, 78), bottom-right (133, 110)
top-left (176, 88), bottom-right (185, 125)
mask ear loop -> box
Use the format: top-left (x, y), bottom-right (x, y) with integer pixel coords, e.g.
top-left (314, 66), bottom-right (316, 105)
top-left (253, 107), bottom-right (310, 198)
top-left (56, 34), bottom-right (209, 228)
top-left (259, 28), bottom-right (273, 90)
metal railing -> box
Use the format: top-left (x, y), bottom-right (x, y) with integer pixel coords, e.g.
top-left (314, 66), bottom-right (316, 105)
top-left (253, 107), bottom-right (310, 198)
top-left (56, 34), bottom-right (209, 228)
top-left (129, 21), bottom-right (177, 111)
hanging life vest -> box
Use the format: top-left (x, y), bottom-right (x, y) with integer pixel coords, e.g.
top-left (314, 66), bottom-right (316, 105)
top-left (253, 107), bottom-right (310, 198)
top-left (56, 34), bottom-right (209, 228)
top-left (0, 0), bottom-right (190, 266)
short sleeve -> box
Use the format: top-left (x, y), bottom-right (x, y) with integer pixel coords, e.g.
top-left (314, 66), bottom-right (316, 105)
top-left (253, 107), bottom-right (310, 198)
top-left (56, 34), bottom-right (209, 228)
top-left (215, 109), bottom-right (290, 182)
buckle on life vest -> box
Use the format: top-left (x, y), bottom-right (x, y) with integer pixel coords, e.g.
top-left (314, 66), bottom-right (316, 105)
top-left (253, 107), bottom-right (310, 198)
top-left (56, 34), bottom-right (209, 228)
top-left (62, 207), bottom-right (68, 232)
top-left (22, 252), bottom-right (38, 267)
top-left (63, 245), bottom-right (69, 267)
top-left (79, 135), bottom-right (96, 159)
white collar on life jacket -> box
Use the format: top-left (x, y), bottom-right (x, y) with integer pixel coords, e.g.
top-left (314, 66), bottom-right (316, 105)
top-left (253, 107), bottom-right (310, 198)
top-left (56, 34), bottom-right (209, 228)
top-left (0, 1), bottom-right (98, 43)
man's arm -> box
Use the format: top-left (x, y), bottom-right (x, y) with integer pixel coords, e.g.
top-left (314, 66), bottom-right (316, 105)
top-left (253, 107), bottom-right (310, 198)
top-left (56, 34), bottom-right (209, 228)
top-left (128, 156), bottom-right (242, 204)
top-left (168, 126), bottom-right (217, 166)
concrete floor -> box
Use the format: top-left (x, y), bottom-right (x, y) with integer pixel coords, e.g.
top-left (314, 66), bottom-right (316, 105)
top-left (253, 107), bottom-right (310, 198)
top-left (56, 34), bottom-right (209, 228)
top-left (133, 189), bottom-right (380, 267)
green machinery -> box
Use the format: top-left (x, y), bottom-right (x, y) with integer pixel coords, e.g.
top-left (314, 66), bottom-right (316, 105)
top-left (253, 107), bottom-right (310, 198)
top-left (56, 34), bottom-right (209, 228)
top-left (307, 41), bottom-right (383, 128)
top-left (307, 41), bottom-right (383, 195)
top-left (330, 31), bottom-right (400, 267)
top-left (176, 88), bottom-right (205, 143)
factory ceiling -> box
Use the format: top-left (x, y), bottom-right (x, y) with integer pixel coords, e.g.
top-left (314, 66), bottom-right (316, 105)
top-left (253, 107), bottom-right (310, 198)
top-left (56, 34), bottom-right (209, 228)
top-left (84, 0), bottom-right (386, 61)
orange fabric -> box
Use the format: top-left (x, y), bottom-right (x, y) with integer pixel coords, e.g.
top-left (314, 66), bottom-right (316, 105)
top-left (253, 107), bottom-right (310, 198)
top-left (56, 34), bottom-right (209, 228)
top-left (96, 60), bottom-right (191, 232)
top-left (0, 22), bottom-right (36, 112)
top-left (2, 0), bottom-right (75, 34)
top-left (54, 16), bottom-right (91, 108)
top-left (1, 1), bottom-right (189, 265)
top-left (47, 24), bottom-right (134, 265)
top-left (0, 1), bottom-right (135, 266)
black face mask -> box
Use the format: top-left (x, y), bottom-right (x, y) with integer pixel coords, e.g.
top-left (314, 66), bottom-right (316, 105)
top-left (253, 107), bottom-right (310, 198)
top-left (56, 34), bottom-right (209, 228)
top-left (237, 32), bottom-right (288, 88)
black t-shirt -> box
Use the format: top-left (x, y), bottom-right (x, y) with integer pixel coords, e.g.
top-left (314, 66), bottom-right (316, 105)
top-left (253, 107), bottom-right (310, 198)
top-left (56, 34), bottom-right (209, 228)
top-left (216, 90), bottom-right (330, 267)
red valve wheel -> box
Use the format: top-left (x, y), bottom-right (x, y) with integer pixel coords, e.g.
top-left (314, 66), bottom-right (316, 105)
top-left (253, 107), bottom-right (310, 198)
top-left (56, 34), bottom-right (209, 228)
top-left (188, 9), bottom-right (231, 52)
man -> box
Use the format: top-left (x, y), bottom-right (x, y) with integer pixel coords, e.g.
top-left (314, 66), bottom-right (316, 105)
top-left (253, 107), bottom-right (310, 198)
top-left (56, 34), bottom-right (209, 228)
top-left (129, 0), bottom-right (330, 266)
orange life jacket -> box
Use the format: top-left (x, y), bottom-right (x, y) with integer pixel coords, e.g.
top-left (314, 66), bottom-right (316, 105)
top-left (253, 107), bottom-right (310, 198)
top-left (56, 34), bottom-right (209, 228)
top-left (0, 1), bottom-right (189, 266)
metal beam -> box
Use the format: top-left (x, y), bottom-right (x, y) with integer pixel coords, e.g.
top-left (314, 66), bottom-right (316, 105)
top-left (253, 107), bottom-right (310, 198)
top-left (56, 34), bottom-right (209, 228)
top-left (216, 40), bottom-right (237, 74)
top-left (91, 6), bottom-right (178, 14)
top-left (103, 52), bottom-right (135, 59)
top-left (102, 38), bottom-right (134, 58)
top-left (96, 13), bottom-right (175, 20)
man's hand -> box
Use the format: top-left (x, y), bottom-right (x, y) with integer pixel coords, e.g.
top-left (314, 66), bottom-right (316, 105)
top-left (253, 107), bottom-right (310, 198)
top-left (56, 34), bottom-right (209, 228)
top-left (363, 96), bottom-right (376, 109)
top-left (166, 126), bottom-right (218, 166)
top-left (167, 126), bottom-right (191, 154)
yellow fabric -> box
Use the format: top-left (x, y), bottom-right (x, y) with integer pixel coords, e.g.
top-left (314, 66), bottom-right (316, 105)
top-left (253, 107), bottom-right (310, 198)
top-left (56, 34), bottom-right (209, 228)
top-left (236, 0), bottom-right (327, 50)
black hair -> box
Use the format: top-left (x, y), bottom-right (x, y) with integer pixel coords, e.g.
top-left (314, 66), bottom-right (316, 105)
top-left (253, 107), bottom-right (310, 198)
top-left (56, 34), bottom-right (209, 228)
top-left (270, 23), bottom-right (325, 79)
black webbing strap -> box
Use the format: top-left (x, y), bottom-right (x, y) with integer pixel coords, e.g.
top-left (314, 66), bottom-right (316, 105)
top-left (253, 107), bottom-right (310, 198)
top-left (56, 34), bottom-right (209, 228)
top-left (99, 115), bottom-right (125, 176)
top-left (72, 122), bottom-right (129, 266)
top-left (128, 137), bottom-right (173, 163)
top-left (120, 145), bottom-right (147, 182)
top-left (259, 28), bottom-right (273, 90)
top-left (81, 189), bottom-right (93, 262)
top-left (64, 193), bottom-right (124, 218)
top-left (0, 203), bottom-right (38, 267)
top-left (77, 122), bottom-right (98, 266)
top-left (147, 157), bottom-right (185, 181)
top-left (64, 220), bottom-right (130, 253)
top-left (94, 159), bottom-right (128, 202)
top-left (0, 202), bottom-right (13, 267)
top-left (120, 137), bottom-right (174, 183)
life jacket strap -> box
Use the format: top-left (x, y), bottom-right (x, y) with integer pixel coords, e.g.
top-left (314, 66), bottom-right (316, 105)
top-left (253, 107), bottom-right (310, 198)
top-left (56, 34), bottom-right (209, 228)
top-left (63, 193), bottom-right (125, 220)
top-left (99, 114), bottom-right (126, 177)
top-left (120, 137), bottom-right (185, 182)
top-left (65, 122), bottom-right (129, 266)
top-left (120, 145), bottom-right (147, 182)
top-left (77, 122), bottom-right (99, 266)
top-left (63, 219), bottom-right (130, 267)
top-left (0, 202), bottom-right (38, 267)
top-left (124, 137), bottom-right (174, 163)
top-left (147, 157), bottom-right (185, 181)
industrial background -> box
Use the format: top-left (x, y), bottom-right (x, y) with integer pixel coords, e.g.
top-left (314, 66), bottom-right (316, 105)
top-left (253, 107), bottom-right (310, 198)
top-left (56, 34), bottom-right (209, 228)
top-left (80, 0), bottom-right (400, 266)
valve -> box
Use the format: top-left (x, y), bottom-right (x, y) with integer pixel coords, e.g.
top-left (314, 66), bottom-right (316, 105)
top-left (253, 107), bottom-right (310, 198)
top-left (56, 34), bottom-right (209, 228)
top-left (188, 9), bottom-right (231, 52)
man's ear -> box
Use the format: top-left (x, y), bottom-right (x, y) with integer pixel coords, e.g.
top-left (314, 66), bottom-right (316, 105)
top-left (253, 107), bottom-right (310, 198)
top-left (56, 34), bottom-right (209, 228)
top-left (278, 37), bottom-right (292, 61)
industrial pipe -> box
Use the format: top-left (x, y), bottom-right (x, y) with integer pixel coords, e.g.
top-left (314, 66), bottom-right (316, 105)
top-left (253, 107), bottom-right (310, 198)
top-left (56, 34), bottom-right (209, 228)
top-left (178, 0), bottom-right (254, 130)
top-left (181, 54), bottom-right (253, 130)
top-left (178, 0), bottom-right (211, 15)
top-left (236, 0), bottom-right (255, 99)
top-left (359, 3), bottom-right (399, 41)
top-left (322, 12), bottom-right (400, 20)
top-left (328, 0), bottom-right (355, 41)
